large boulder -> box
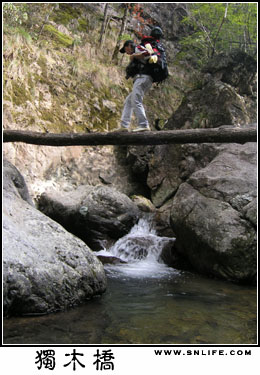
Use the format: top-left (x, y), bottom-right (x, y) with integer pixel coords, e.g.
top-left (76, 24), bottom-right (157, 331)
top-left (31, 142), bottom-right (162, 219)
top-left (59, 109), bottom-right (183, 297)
top-left (202, 51), bottom-right (257, 96)
top-left (166, 51), bottom-right (256, 130)
top-left (3, 160), bottom-right (107, 317)
top-left (166, 79), bottom-right (256, 130)
top-left (37, 185), bottom-right (140, 250)
top-left (170, 142), bottom-right (257, 284)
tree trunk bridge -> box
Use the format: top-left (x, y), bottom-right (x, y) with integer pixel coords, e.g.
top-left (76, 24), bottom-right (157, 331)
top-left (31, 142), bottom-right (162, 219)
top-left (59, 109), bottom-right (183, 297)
top-left (3, 126), bottom-right (257, 147)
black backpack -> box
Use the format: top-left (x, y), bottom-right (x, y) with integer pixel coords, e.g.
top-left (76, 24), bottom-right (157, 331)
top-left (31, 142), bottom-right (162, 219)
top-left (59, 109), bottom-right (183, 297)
top-left (141, 37), bottom-right (169, 83)
top-left (125, 59), bottom-right (140, 79)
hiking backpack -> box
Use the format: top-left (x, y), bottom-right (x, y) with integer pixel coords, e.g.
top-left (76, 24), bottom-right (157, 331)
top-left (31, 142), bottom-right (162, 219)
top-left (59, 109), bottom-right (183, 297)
top-left (141, 37), bottom-right (169, 83)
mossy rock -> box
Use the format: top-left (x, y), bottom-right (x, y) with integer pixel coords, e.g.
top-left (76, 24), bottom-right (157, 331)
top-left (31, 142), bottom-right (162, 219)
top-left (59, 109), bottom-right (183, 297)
top-left (131, 195), bottom-right (156, 213)
top-left (51, 4), bottom-right (81, 26)
top-left (43, 24), bottom-right (74, 48)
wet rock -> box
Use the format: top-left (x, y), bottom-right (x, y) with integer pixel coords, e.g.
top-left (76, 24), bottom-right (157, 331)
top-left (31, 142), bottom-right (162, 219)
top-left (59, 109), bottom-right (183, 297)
top-left (3, 160), bottom-right (107, 317)
top-left (96, 255), bottom-right (127, 265)
top-left (110, 234), bottom-right (176, 263)
top-left (37, 185), bottom-right (140, 250)
top-left (131, 195), bottom-right (156, 213)
top-left (159, 238), bottom-right (189, 270)
top-left (170, 142), bottom-right (257, 284)
top-left (153, 200), bottom-right (177, 238)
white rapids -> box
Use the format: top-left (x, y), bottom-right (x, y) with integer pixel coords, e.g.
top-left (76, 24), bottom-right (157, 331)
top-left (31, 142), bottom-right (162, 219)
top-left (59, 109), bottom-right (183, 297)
top-left (96, 218), bottom-right (180, 279)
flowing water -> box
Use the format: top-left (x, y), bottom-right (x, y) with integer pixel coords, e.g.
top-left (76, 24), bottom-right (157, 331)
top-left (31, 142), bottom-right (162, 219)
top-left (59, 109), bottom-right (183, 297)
top-left (3, 219), bottom-right (257, 345)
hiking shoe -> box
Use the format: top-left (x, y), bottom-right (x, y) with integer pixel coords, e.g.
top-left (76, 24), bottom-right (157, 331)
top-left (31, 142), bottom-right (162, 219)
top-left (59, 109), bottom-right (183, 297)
top-left (132, 126), bottom-right (151, 132)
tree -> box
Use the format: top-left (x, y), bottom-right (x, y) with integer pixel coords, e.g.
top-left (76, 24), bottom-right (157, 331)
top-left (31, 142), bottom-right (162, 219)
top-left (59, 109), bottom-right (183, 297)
top-left (112, 4), bottom-right (128, 63)
top-left (179, 3), bottom-right (257, 66)
top-left (99, 3), bottom-right (109, 47)
top-left (210, 3), bottom-right (228, 57)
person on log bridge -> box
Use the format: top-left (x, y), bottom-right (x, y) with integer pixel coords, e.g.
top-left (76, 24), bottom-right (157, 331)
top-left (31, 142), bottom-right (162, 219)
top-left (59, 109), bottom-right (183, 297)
top-left (116, 27), bottom-right (168, 133)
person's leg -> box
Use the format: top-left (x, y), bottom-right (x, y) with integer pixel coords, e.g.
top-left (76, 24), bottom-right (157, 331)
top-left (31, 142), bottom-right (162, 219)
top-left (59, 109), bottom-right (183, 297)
top-left (131, 76), bottom-right (153, 129)
top-left (120, 92), bottom-right (133, 128)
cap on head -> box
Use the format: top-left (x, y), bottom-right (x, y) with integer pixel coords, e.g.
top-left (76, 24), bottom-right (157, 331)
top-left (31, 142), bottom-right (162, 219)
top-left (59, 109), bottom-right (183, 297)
top-left (119, 40), bottom-right (135, 53)
top-left (150, 26), bottom-right (163, 39)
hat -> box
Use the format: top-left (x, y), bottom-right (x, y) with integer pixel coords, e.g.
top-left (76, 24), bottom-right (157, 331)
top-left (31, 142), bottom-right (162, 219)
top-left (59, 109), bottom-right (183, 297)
top-left (119, 40), bottom-right (134, 53)
top-left (150, 26), bottom-right (163, 39)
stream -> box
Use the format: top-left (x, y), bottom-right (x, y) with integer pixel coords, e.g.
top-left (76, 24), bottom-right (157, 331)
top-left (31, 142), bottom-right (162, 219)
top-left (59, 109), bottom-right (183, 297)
top-left (3, 219), bottom-right (257, 345)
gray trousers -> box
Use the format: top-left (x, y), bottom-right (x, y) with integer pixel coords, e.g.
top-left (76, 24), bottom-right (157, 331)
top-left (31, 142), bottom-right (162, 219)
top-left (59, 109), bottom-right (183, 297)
top-left (121, 74), bottom-right (153, 128)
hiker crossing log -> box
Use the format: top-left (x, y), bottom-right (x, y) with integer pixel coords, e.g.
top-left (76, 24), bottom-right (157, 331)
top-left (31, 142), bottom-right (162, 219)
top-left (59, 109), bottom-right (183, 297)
top-left (3, 126), bottom-right (257, 146)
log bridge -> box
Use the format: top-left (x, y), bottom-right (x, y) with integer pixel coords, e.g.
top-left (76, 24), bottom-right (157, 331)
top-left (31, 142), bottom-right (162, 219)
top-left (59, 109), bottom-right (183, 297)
top-left (3, 126), bottom-right (257, 147)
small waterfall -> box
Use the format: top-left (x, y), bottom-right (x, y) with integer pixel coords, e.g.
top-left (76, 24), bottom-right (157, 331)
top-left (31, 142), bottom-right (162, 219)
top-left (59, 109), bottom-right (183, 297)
top-left (97, 217), bottom-right (179, 279)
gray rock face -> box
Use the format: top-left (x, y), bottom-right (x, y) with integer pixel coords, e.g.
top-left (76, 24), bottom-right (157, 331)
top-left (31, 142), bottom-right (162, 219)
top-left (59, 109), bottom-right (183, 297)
top-left (3, 160), bottom-right (107, 317)
top-left (187, 143), bottom-right (257, 215)
top-left (170, 142), bottom-right (257, 284)
top-left (37, 185), bottom-right (140, 250)
top-left (166, 51), bottom-right (256, 130)
top-left (145, 142), bottom-right (222, 210)
top-left (3, 159), bottom-right (34, 205)
top-left (202, 51), bottom-right (257, 95)
top-left (166, 79), bottom-right (256, 130)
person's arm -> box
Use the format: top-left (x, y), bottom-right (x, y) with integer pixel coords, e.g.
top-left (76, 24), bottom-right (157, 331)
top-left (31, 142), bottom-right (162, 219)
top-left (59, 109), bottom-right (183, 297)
top-left (130, 45), bottom-right (150, 61)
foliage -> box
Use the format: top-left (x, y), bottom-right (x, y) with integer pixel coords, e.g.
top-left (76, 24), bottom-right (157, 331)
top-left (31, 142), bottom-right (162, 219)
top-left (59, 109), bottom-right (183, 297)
top-left (3, 3), bottom-right (28, 26)
top-left (179, 3), bottom-right (257, 67)
top-left (119, 33), bottom-right (132, 41)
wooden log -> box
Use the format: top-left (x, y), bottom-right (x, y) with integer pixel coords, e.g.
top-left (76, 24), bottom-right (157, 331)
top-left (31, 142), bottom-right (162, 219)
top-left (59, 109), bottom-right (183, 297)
top-left (3, 126), bottom-right (257, 147)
